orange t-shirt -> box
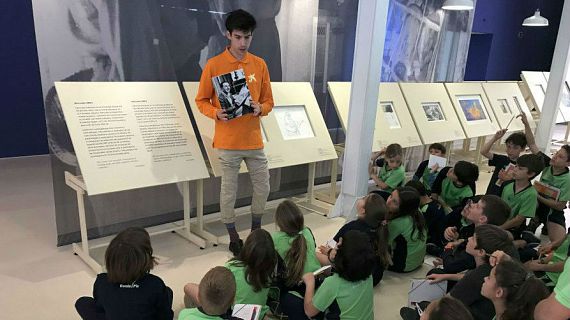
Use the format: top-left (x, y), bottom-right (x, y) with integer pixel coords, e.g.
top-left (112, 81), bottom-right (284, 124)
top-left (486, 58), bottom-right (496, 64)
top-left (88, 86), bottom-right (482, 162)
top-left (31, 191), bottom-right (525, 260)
top-left (195, 48), bottom-right (274, 150)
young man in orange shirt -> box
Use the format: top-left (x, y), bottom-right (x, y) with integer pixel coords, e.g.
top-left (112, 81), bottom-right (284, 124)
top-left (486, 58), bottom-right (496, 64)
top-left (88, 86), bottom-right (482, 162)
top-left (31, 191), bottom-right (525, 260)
top-left (195, 9), bottom-right (274, 256)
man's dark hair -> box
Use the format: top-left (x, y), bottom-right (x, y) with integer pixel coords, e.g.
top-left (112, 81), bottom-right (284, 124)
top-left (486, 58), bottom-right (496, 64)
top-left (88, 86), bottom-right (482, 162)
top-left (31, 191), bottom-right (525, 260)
top-left (505, 132), bottom-right (527, 149)
top-left (480, 195), bottom-right (510, 226)
top-left (429, 143), bottom-right (446, 155)
top-left (334, 230), bottom-right (376, 282)
top-left (225, 9), bottom-right (257, 33)
top-left (516, 154), bottom-right (545, 180)
top-left (453, 161), bottom-right (479, 185)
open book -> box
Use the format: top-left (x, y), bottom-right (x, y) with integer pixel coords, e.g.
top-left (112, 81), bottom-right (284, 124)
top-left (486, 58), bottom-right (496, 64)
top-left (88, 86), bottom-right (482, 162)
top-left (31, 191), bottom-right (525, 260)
top-left (534, 180), bottom-right (561, 201)
top-left (408, 279), bottom-right (447, 307)
top-left (232, 304), bottom-right (262, 320)
top-left (212, 68), bottom-right (252, 120)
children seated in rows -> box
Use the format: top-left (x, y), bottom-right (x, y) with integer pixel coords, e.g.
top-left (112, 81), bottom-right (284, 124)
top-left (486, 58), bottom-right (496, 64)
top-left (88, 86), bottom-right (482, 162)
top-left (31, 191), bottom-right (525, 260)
top-left (431, 160), bottom-right (479, 214)
top-left (370, 143), bottom-right (406, 200)
top-left (480, 128), bottom-right (527, 196)
top-left (521, 113), bottom-right (570, 248)
top-left (75, 227), bottom-right (174, 320)
top-left (179, 266), bottom-right (236, 320)
top-left (183, 229), bottom-right (277, 318)
top-left (413, 143), bottom-right (447, 193)
top-left (386, 186), bottom-right (427, 273)
top-left (317, 192), bottom-right (392, 286)
top-left (303, 230), bottom-right (376, 320)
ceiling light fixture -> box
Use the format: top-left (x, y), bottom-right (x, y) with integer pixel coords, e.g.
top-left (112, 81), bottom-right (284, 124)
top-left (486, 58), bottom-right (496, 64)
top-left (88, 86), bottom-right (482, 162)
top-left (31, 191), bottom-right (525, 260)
top-left (522, 9), bottom-right (549, 27)
top-left (442, 0), bottom-right (474, 11)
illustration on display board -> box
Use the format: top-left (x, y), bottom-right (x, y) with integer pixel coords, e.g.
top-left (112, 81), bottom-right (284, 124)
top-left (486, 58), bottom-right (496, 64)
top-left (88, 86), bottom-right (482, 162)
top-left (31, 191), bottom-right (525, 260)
top-left (380, 102), bottom-right (401, 129)
top-left (457, 95), bottom-right (487, 121)
top-left (421, 102), bottom-right (445, 122)
top-left (498, 99), bottom-right (512, 114)
top-left (274, 105), bottom-right (315, 140)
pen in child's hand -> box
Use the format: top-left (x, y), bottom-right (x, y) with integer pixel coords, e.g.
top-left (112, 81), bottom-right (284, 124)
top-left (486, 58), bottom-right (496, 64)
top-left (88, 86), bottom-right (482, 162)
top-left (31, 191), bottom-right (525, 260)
top-left (250, 306), bottom-right (257, 320)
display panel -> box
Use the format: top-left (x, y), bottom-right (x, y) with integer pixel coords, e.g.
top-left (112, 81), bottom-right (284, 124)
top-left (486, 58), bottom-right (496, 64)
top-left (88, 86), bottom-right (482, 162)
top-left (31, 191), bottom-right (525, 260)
top-left (399, 82), bottom-right (465, 144)
top-left (521, 71), bottom-right (565, 123)
top-left (55, 82), bottom-right (210, 195)
top-left (482, 82), bottom-right (535, 132)
top-left (184, 82), bottom-right (336, 177)
top-left (274, 105), bottom-right (315, 140)
top-left (328, 82), bottom-right (422, 149)
top-left (444, 83), bottom-right (499, 138)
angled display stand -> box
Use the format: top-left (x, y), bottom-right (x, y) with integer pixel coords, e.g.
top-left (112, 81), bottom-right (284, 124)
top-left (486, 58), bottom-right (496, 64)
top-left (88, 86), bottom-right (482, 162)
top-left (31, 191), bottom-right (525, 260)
top-left (399, 83), bottom-right (466, 144)
top-left (521, 71), bottom-right (565, 123)
top-left (55, 82), bottom-right (211, 272)
top-left (543, 71), bottom-right (570, 123)
top-left (184, 82), bottom-right (337, 215)
top-left (482, 82), bottom-right (535, 133)
top-left (444, 82), bottom-right (500, 138)
top-left (328, 82), bottom-right (422, 149)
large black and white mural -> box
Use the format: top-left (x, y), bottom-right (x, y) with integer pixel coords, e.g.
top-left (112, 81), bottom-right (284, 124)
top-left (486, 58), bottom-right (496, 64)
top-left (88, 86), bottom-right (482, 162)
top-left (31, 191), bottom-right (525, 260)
top-left (32, 0), bottom-right (473, 245)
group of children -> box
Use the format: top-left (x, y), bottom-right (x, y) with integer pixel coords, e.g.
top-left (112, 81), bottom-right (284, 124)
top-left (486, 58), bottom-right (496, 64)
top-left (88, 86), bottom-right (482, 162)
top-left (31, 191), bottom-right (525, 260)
top-left (74, 114), bottom-right (570, 320)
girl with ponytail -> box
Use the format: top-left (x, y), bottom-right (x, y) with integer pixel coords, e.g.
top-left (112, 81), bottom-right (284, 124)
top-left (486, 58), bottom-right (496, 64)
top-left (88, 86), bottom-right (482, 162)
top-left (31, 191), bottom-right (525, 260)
top-left (386, 186), bottom-right (427, 272)
top-left (317, 193), bottom-right (391, 286)
top-left (482, 259), bottom-right (549, 320)
top-left (272, 200), bottom-right (321, 288)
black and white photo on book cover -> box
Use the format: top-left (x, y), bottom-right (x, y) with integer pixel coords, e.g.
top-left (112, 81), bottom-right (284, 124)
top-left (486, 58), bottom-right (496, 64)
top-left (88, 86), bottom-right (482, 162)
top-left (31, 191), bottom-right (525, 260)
top-left (212, 69), bottom-right (252, 120)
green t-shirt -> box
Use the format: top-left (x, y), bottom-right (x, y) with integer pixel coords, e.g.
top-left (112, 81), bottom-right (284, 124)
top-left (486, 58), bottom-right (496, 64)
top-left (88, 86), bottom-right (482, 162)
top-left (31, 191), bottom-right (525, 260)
top-left (539, 165), bottom-right (570, 216)
top-left (421, 165), bottom-right (439, 192)
top-left (272, 227), bottom-right (321, 275)
top-left (501, 181), bottom-right (538, 218)
top-left (546, 236), bottom-right (570, 284)
top-left (388, 215), bottom-right (427, 272)
top-left (441, 178), bottom-right (473, 208)
top-left (313, 274), bottom-right (374, 320)
top-left (178, 308), bottom-right (223, 320)
top-left (224, 261), bottom-right (270, 317)
top-left (378, 163), bottom-right (405, 193)
top-left (554, 258), bottom-right (570, 308)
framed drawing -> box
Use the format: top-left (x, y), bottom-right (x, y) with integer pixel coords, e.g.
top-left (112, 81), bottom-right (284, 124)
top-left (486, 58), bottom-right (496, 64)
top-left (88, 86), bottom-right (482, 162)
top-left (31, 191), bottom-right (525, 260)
top-left (274, 105), bottom-right (315, 140)
top-left (482, 82), bottom-right (534, 132)
top-left (380, 102), bottom-right (402, 129)
top-left (421, 102), bottom-right (446, 122)
top-left (399, 82), bottom-right (465, 144)
top-left (328, 82), bottom-right (422, 149)
top-left (444, 83), bottom-right (499, 138)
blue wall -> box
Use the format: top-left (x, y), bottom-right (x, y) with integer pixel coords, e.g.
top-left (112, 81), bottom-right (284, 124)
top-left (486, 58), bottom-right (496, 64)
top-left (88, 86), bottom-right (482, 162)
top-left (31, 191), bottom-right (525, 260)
top-left (466, 0), bottom-right (563, 81)
top-left (0, 0), bottom-right (47, 157)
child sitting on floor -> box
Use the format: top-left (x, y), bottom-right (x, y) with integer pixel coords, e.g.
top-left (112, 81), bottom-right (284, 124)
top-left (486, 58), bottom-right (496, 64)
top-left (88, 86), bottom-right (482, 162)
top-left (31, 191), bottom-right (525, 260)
top-left (431, 160), bottom-right (479, 214)
top-left (413, 142), bottom-right (447, 193)
top-left (75, 227), bottom-right (173, 320)
top-left (370, 143), bottom-right (406, 200)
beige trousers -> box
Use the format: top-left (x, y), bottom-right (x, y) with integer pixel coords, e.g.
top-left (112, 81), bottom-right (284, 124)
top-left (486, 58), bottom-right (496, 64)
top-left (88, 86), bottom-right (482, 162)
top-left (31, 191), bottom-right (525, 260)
top-left (218, 149), bottom-right (270, 224)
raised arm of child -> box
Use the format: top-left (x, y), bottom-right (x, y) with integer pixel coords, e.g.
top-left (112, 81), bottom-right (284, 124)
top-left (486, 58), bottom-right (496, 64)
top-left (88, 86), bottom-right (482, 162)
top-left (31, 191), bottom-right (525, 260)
top-left (481, 129), bottom-right (508, 159)
top-left (520, 113), bottom-right (540, 154)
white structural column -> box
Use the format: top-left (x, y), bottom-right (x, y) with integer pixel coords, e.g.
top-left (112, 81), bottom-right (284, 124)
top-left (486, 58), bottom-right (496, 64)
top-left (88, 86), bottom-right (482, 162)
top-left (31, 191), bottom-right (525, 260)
top-left (329, 0), bottom-right (389, 219)
top-left (536, 0), bottom-right (570, 152)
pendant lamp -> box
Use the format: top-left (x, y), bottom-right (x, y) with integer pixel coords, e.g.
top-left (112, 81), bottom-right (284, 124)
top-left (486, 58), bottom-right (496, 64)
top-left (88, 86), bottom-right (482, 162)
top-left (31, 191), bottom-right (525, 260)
top-left (442, 0), bottom-right (474, 11)
top-left (522, 9), bottom-right (549, 27)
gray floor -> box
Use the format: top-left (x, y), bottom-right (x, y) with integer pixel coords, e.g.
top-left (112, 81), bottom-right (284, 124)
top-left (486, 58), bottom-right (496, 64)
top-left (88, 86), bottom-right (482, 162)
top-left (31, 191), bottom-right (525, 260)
top-left (1, 134), bottom-right (568, 319)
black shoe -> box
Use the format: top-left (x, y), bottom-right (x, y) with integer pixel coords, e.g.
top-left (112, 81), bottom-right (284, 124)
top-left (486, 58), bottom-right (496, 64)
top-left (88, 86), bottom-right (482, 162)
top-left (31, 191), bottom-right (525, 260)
top-left (521, 231), bottom-right (541, 245)
top-left (400, 306), bottom-right (420, 320)
top-left (541, 225), bottom-right (549, 236)
top-left (229, 239), bottom-right (243, 257)
top-left (526, 220), bottom-right (541, 234)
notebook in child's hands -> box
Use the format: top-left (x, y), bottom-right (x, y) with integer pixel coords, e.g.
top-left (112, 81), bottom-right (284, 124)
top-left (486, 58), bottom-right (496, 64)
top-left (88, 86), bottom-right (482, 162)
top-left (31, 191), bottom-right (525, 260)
top-left (232, 304), bottom-right (261, 320)
top-left (427, 155), bottom-right (446, 172)
top-left (408, 279), bottom-right (447, 307)
top-left (534, 180), bottom-right (561, 201)
top-left (495, 163), bottom-right (516, 186)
